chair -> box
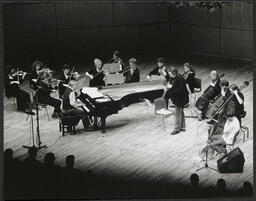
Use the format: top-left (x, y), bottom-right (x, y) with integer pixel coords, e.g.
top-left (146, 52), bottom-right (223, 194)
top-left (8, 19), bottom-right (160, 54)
top-left (37, 103), bottom-right (50, 121)
top-left (239, 111), bottom-right (249, 142)
top-left (154, 98), bottom-right (174, 131)
top-left (193, 77), bottom-right (202, 93)
top-left (58, 113), bottom-right (80, 136)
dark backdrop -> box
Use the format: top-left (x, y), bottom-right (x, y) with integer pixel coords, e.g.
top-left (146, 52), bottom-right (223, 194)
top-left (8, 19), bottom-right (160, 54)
top-left (3, 1), bottom-right (253, 66)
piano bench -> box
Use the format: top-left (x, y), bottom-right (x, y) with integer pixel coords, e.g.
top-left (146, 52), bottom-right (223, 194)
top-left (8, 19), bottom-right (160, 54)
top-left (58, 115), bottom-right (80, 136)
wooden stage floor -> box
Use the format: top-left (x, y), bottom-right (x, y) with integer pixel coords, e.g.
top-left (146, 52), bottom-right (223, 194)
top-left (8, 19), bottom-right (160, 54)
top-left (3, 54), bottom-right (253, 191)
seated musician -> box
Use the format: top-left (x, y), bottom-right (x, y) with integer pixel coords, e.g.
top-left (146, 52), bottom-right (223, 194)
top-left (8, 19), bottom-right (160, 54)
top-left (108, 50), bottom-right (124, 69)
top-left (124, 58), bottom-right (140, 83)
top-left (230, 84), bottom-right (245, 125)
top-left (62, 80), bottom-right (89, 131)
top-left (209, 114), bottom-right (240, 155)
top-left (147, 57), bottom-right (169, 82)
top-left (58, 64), bottom-right (71, 98)
top-left (5, 65), bottom-right (34, 114)
top-left (198, 70), bottom-right (221, 119)
top-left (182, 63), bottom-right (195, 94)
top-left (85, 58), bottom-right (106, 87)
top-left (30, 60), bottom-right (44, 90)
top-left (35, 72), bottom-right (62, 118)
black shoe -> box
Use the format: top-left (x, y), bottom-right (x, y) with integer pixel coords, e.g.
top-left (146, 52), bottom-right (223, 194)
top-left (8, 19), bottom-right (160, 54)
top-left (170, 130), bottom-right (180, 135)
top-left (180, 128), bottom-right (186, 132)
top-left (207, 120), bottom-right (215, 124)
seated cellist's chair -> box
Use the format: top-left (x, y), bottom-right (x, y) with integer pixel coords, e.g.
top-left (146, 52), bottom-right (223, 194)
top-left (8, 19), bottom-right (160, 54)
top-left (154, 98), bottom-right (174, 131)
top-left (239, 111), bottom-right (249, 142)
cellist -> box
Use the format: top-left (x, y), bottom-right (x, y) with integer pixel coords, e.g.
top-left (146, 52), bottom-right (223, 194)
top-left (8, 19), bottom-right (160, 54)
top-left (207, 80), bottom-right (235, 136)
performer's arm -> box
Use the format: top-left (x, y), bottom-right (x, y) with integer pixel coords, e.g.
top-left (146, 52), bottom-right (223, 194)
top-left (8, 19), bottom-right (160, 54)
top-left (69, 91), bottom-right (85, 108)
top-left (234, 90), bottom-right (244, 104)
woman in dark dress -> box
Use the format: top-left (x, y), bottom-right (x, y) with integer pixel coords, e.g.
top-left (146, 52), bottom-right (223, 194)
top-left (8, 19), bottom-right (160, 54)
top-left (30, 60), bottom-right (44, 90)
top-left (5, 65), bottom-right (33, 114)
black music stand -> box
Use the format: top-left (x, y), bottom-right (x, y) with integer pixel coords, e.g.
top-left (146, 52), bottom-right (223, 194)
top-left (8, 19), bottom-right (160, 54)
top-left (23, 89), bottom-right (47, 150)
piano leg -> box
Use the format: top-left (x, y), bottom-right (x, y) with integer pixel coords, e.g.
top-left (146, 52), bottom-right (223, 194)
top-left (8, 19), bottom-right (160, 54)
top-left (101, 117), bottom-right (106, 133)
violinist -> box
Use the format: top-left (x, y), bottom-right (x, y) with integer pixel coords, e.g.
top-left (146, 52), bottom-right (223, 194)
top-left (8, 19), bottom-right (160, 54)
top-left (124, 58), bottom-right (140, 83)
top-left (35, 72), bottom-right (62, 118)
top-left (30, 60), bottom-right (44, 90)
top-left (147, 57), bottom-right (169, 82)
top-left (58, 64), bottom-right (71, 98)
top-left (108, 50), bottom-right (124, 69)
top-left (165, 68), bottom-right (189, 135)
top-left (85, 58), bottom-right (106, 87)
top-left (197, 70), bottom-right (222, 119)
top-left (182, 63), bottom-right (195, 94)
top-left (5, 65), bottom-right (33, 114)
top-left (230, 84), bottom-right (245, 125)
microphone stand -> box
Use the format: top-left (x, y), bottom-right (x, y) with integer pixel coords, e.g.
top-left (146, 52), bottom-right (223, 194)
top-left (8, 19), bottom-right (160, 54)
top-left (23, 88), bottom-right (47, 150)
top-left (196, 125), bottom-right (217, 172)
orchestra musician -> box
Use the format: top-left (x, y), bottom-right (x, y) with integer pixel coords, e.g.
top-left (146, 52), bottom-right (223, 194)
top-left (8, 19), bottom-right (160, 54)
top-left (58, 64), bottom-right (71, 98)
top-left (197, 70), bottom-right (222, 119)
top-left (85, 58), bottom-right (106, 87)
top-left (182, 63), bottom-right (195, 94)
top-left (165, 68), bottom-right (189, 135)
top-left (30, 60), bottom-right (44, 90)
top-left (4, 65), bottom-right (33, 114)
top-left (124, 58), bottom-right (140, 83)
top-left (147, 57), bottom-right (169, 82)
top-left (35, 72), bottom-right (62, 118)
top-left (62, 80), bottom-right (90, 131)
top-left (209, 114), bottom-right (240, 155)
top-left (229, 84), bottom-right (245, 125)
top-left (108, 50), bottom-right (124, 68)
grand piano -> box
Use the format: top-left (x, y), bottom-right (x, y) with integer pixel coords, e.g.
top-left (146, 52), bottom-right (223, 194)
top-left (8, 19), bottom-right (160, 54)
top-left (78, 79), bottom-right (166, 132)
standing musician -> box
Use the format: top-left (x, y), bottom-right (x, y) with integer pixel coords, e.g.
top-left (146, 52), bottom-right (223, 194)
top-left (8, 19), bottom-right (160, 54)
top-left (196, 70), bottom-right (222, 119)
top-left (35, 72), bottom-right (62, 118)
top-left (209, 114), bottom-right (240, 155)
top-left (165, 68), bottom-right (189, 135)
top-left (62, 80), bottom-right (90, 131)
top-left (124, 58), bottom-right (140, 83)
top-left (147, 57), bottom-right (169, 82)
top-left (5, 65), bottom-right (33, 114)
top-left (85, 58), bottom-right (106, 87)
top-left (30, 60), bottom-right (44, 90)
top-left (182, 62), bottom-right (195, 94)
top-left (230, 84), bottom-right (245, 125)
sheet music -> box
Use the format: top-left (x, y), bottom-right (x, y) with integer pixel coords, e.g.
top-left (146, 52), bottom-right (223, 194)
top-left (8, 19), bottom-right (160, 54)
top-left (81, 87), bottom-right (104, 99)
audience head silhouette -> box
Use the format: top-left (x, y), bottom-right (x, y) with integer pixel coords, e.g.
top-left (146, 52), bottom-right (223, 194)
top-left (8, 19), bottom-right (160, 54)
top-left (190, 173), bottom-right (199, 187)
top-left (28, 147), bottom-right (38, 159)
top-left (4, 148), bottom-right (13, 161)
top-left (44, 152), bottom-right (55, 166)
top-left (217, 178), bottom-right (226, 190)
top-left (66, 155), bottom-right (75, 168)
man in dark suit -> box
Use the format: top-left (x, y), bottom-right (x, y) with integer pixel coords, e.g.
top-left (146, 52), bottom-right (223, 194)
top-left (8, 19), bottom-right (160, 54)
top-left (165, 68), bottom-right (189, 135)
top-left (124, 58), bottom-right (140, 83)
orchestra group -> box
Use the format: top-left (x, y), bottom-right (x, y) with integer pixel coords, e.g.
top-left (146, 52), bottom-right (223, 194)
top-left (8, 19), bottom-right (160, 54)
top-left (4, 50), bottom-right (247, 156)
